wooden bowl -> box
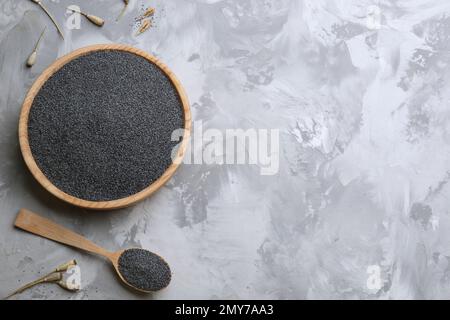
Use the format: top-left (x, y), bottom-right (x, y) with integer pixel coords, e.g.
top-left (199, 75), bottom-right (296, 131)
top-left (18, 44), bottom-right (191, 210)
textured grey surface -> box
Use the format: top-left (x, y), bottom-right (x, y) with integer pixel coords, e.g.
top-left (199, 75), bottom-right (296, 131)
top-left (29, 49), bottom-right (184, 201)
top-left (2, 0), bottom-right (450, 300)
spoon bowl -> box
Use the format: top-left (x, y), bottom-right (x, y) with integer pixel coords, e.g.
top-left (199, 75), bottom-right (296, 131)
top-left (108, 248), bottom-right (172, 293)
top-left (14, 209), bottom-right (172, 293)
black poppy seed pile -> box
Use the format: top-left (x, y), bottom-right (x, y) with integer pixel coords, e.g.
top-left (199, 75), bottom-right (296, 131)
top-left (118, 248), bottom-right (172, 291)
top-left (28, 50), bottom-right (184, 201)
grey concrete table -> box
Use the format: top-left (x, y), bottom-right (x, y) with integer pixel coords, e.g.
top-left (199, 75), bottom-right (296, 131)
top-left (1, 0), bottom-right (450, 300)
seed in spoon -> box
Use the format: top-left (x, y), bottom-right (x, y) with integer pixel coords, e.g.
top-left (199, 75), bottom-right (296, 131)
top-left (14, 210), bottom-right (171, 293)
top-left (118, 248), bottom-right (171, 292)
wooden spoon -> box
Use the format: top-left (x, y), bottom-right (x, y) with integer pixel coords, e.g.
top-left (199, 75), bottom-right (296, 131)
top-left (14, 209), bottom-right (172, 293)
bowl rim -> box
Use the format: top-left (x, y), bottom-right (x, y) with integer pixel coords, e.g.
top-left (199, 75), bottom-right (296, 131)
top-left (18, 44), bottom-right (191, 210)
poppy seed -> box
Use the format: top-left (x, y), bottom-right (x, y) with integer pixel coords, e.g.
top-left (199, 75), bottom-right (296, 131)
top-left (118, 248), bottom-right (172, 292)
top-left (27, 50), bottom-right (185, 202)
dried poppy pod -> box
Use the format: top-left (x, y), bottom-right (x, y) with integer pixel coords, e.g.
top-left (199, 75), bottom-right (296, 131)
top-left (68, 8), bottom-right (105, 27)
top-left (140, 7), bottom-right (155, 19)
top-left (29, 0), bottom-right (64, 39)
top-left (55, 259), bottom-right (77, 272)
top-left (5, 272), bottom-right (62, 299)
top-left (26, 27), bottom-right (46, 68)
top-left (136, 19), bottom-right (151, 36)
top-left (116, 0), bottom-right (129, 21)
top-left (4, 259), bottom-right (78, 299)
top-left (86, 14), bottom-right (105, 27)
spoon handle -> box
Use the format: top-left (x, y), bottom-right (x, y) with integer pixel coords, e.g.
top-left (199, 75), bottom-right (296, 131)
top-left (15, 209), bottom-right (113, 259)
